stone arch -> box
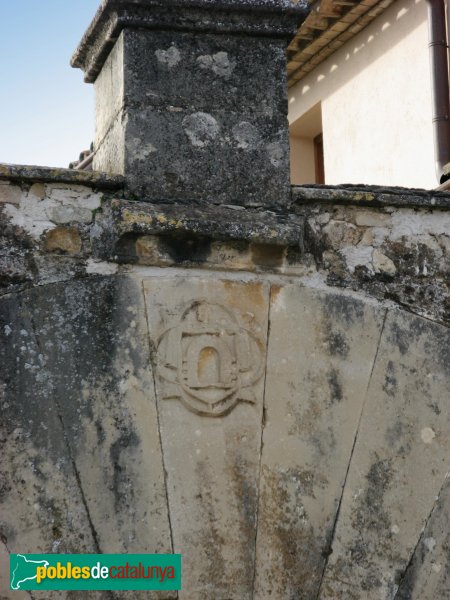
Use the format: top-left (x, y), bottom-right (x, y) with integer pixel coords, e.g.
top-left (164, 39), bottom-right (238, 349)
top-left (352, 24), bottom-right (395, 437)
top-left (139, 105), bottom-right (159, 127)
top-left (1, 274), bottom-right (450, 599)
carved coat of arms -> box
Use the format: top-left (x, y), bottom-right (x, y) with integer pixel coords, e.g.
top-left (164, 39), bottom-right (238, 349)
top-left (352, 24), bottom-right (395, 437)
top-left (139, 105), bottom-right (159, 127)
top-left (156, 300), bottom-right (264, 417)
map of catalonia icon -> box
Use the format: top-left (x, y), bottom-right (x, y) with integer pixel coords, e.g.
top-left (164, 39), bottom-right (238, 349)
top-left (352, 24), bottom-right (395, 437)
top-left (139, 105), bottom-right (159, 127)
top-left (10, 554), bottom-right (49, 590)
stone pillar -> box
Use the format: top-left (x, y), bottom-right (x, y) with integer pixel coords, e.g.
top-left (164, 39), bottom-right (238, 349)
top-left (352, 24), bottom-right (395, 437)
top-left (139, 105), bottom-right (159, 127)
top-left (71, 0), bottom-right (307, 207)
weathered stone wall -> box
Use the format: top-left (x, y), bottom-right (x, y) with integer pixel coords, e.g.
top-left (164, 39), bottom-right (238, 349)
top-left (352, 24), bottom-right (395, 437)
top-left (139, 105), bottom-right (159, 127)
top-left (2, 170), bottom-right (450, 327)
top-left (1, 167), bottom-right (450, 599)
top-left (294, 184), bottom-right (450, 327)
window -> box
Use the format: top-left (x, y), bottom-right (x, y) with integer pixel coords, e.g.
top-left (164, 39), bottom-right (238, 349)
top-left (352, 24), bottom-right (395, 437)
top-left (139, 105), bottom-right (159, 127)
top-left (314, 133), bottom-right (325, 184)
top-left (289, 103), bottom-right (325, 184)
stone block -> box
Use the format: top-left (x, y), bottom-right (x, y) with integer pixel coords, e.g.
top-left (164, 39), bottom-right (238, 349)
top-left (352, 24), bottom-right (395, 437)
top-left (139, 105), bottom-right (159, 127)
top-left (0, 293), bottom-right (100, 558)
top-left (354, 210), bottom-right (392, 227)
top-left (45, 184), bottom-right (102, 209)
top-left (29, 182), bottom-right (46, 199)
top-left (117, 106), bottom-right (289, 206)
top-left (3, 202), bottom-right (56, 240)
top-left (43, 226), bottom-right (82, 254)
top-left (122, 29), bottom-right (287, 116)
top-left (94, 32), bottom-right (125, 145)
top-left (319, 309), bottom-right (450, 599)
top-left (209, 240), bottom-right (253, 271)
top-left (395, 476), bottom-right (450, 599)
top-left (254, 285), bottom-right (386, 598)
top-left (135, 235), bottom-right (171, 265)
top-left (323, 220), bottom-right (363, 249)
top-left (93, 113), bottom-right (125, 175)
top-left (0, 277), bottom-right (173, 570)
top-left (143, 277), bottom-right (270, 599)
top-left (372, 248), bottom-right (396, 275)
top-left (50, 205), bottom-right (94, 225)
top-left (18, 192), bottom-right (54, 222)
top-left (0, 182), bottom-right (22, 205)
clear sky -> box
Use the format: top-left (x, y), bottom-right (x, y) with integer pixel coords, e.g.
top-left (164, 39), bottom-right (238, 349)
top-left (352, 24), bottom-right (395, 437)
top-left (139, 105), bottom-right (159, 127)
top-left (0, 1), bottom-right (100, 168)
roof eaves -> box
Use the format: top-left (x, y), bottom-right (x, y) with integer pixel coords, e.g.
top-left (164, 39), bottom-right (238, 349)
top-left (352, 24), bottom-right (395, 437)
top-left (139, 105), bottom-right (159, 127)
top-left (288, 0), bottom-right (396, 87)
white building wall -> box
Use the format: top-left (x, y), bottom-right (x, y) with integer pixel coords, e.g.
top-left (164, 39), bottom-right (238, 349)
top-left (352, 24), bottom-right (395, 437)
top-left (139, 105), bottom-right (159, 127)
top-left (290, 136), bottom-right (316, 183)
top-left (288, 0), bottom-right (436, 189)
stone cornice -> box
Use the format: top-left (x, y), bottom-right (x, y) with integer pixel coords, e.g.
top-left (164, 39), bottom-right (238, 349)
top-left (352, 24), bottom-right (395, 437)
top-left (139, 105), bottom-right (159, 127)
top-left (72, 0), bottom-right (309, 83)
top-left (0, 163), bottom-right (125, 190)
top-left (292, 184), bottom-right (450, 210)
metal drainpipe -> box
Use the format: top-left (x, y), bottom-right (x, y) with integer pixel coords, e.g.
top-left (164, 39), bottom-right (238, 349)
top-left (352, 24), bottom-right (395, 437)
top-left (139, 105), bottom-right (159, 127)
top-left (426, 0), bottom-right (450, 183)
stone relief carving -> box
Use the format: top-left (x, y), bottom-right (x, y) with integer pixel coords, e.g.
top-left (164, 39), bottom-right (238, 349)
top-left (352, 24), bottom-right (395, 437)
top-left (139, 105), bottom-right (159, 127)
top-left (156, 300), bottom-right (265, 416)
